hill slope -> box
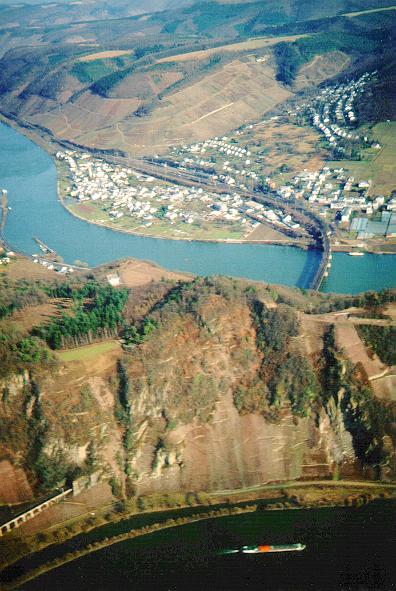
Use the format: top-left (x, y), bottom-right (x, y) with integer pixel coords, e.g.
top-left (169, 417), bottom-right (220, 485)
top-left (0, 2), bottom-right (394, 155)
top-left (0, 267), bottom-right (395, 506)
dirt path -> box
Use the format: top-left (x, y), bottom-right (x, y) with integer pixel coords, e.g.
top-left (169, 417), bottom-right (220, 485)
top-left (335, 322), bottom-right (388, 381)
top-left (299, 54), bottom-right (322, 74)
top-left (190, 102), bottom-right (235, 125)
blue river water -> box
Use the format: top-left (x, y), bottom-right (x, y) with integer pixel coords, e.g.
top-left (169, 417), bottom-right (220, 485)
top-left (1, 121), bottom-right (395, 293)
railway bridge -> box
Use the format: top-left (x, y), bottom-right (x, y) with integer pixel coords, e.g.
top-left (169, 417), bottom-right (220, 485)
top-left (30, 135), bottom-right (332, 291)
top-left (106, 156), bottom-right (332, 291)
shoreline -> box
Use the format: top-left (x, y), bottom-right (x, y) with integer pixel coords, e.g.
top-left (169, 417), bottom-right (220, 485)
top-left (61, 194), bottom-right (307, 246)
top-left (3, 111), bottom-right (304, 248)
top-left (2, 481), bottom-right (395, 571)
top-left (2, 505), bottom-right (257, 590)
top-left (1, 112), bottom-right (394, 254)
top-left (2, 484), bottom-right (395, 590)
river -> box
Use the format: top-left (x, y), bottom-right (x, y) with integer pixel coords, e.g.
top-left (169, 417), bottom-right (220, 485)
top-left (20, 501), bottom-right (396, 590)
top-left (1, 121), bottom-right (395, 293)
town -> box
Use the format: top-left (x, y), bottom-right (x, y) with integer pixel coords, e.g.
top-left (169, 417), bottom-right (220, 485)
top-left (157, 70), bottom-right (395, 245)
top-left (55, 150), bottom-right (303, 240)
top-left (54, 70), bottom-right (394, 248)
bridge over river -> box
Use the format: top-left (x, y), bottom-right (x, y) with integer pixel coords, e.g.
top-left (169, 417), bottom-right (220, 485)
top-left (1, 121), bottom-right (332, 290)
top-left (104, 153), bottom-right (332, 291)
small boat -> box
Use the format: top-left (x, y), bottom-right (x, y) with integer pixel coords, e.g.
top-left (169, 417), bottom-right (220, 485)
top-left (348, 251), bottom-right (364, 256)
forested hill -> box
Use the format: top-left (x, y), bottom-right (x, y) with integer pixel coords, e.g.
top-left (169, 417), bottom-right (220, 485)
top-left (1, 267), bottom-right (395, 507)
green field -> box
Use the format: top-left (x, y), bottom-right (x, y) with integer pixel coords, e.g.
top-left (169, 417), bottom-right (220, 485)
top-left (329, 121), bottom-right (396, 196)
top-left (57, 340), bottom-right (121, 362)
top-left (68, 201), bottom-right (247, 241)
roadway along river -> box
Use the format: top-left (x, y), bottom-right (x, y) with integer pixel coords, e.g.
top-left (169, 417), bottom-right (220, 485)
top-left (1, 122), bottom-right (395, 293)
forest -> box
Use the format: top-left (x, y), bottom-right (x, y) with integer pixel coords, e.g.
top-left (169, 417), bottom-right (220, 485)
top-left (358, 325), bottom-right (396, 366)
top-left (32, 282), bottom-right (128, 349)
top-left (274, 32), bottom-right (382, 85)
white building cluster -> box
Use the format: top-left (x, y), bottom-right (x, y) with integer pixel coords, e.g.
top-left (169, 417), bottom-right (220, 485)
top-left (56, 150), bottom-right (259, 234)
top-left (295, 72), bottom-right (378, 154)
top-left (170, 136), bottom-right (259, 188)
top-left (276, 165), bottom-right (384, 226)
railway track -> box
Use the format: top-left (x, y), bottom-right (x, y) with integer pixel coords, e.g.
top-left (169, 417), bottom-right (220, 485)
top-left (105, 155), bottom-right (331, 290)
top-left (0, 119), bottom-right (330, 290)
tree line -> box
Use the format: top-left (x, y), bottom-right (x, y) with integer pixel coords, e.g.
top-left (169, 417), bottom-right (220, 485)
top-left (33, 282), bottom-right (128, 349)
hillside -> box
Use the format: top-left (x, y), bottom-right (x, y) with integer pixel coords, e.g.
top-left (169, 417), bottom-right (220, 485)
top-left (0, 1), bottom-right (394, 156)
top-left (0, 260), bottom-right (395, 511)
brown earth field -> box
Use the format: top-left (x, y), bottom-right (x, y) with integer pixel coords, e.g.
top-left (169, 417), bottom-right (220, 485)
top-left (246, 119), bottom-right (325, 179)
top-left (92, 258), bottom-right (191, 288)
top-left (3, 39), bottom-right (354, 160)
top-left (27, 57), bottom-right (294, 156)
top-left (112, 70), bottom-right (184, 100)
top-left (295, 308), bottom-right (396, 403)
top-left (294, 51), bottom-right (351, 91)
top-left (10, 299), bottom-right (72, 333)
top-left (335, 322), bottom-right (389, 382)
top-left (77, 50), bottom-right (134, 62)
top-left (0, 460), bottom-right (33, 505)
top-left (156, 34), bottom-right (309, 63)
top-left (245, 222), bottom-right (295, 242)
top-left (2, 254), bottom-right (190, 287)
top-left (0, 256), bottom-right (70, 282)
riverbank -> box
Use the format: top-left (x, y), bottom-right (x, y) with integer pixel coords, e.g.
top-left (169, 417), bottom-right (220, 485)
top-left (2, 482), bottom-right (395, 580)
top-left (0, 189), bottom-right (8, 235)
top-left (2, 484), bottom-right (396, 590)
top-left (1, 111), bottom-right (296, 247)
top-left (1, 116), bottom-right (395, 293)
top-left (2, 111), bottom-right (395, 254)
top-left (15, 499), bottom-right (396, 591)
top-left (2, 505), bottom-right (257, 590)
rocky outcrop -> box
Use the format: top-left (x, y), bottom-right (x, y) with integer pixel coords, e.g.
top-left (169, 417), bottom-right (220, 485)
top-left (1, 279), bottom-right (394, 503)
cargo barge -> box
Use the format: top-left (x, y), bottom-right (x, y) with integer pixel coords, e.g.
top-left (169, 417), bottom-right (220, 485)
top-left (220, 543), bottom-right (306, 555)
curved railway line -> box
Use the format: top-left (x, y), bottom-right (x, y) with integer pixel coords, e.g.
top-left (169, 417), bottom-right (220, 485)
top-left (0, 115), bottom-right (331, 290)
top-left (106, 154), bottom-right (332, 291)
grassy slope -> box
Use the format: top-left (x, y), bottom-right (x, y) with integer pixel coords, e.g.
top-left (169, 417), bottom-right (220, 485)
top-left (329, 122), bottom-right (396, 196)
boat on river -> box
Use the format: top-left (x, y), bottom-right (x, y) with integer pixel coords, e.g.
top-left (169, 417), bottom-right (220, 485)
top-left (220, 543), bottom-right (306, 555)
top-left (348, 251), bottom-right (364, 256)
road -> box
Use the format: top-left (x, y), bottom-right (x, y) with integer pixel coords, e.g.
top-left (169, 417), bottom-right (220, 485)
top-left (0, 115), bottom-right (331, 290)
top-left (209, 479), bottom-right (396, 497)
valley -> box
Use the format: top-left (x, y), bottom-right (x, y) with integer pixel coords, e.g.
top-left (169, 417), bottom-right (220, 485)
top-left (0, 1), bottom-right (395, 588)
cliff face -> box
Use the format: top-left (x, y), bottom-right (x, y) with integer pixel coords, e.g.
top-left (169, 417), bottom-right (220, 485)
top-left (120, 288), bottom-right (356, 494)
top-left (0, 277), bottom-right (394, 503)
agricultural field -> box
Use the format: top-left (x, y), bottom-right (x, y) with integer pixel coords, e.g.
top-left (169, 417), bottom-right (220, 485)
top-left (343, 5), bottom-right (396, 18)
top-left (157, 34), bottom-right (308, 63)
top-left (2, 3), bottom-right (392, 159)
top-left (77, 50), bottom-right (134, 62)
top-left (56, 340), bottom-right (122, 362)
top-left (329, 122), bottom-right (396, 196)
top-left (29, 55), bottom-right (293, 155)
